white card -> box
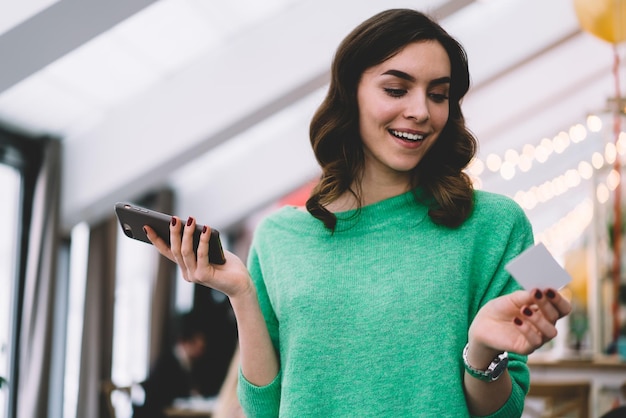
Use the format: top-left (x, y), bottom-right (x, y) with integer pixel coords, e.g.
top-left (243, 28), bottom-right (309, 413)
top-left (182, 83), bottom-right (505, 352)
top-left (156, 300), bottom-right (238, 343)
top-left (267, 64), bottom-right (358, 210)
top-left (505, 243), bottom-right (572, 290)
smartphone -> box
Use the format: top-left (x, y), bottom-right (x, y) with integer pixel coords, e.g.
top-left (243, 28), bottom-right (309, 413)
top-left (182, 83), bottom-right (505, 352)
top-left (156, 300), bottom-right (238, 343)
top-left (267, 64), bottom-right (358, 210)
top-left (114, 202), bottom-right (226, 265)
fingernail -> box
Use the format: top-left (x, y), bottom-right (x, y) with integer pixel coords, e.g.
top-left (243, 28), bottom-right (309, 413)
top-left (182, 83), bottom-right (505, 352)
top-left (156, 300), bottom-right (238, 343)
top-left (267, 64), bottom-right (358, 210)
top-left (523, 307), bottom-right (533, 317)
top-left (546, 289), bottom-right (556, 299)
top-left (514, 317), bottom-right (523, 326)
top-left (171, 217), bottom-right (177, 227)
top-left (143, 227), bottom-right (147, 235)
top-left (202, 225), bottom-right (208, 234)
top-left (187, 217), bottom-right (194, 227)
top-left (534, 290), bottom-right (543, 299)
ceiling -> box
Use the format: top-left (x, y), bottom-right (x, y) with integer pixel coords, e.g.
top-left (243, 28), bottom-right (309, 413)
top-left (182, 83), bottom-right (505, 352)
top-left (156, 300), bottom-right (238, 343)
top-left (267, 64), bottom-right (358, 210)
top-left (1, 0), bottom-right (624, 259)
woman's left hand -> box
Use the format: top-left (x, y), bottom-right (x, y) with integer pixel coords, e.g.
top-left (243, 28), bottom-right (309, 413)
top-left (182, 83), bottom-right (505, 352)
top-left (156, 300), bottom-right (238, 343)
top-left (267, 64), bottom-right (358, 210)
top-left (468, 288), bottom-right (572, 357)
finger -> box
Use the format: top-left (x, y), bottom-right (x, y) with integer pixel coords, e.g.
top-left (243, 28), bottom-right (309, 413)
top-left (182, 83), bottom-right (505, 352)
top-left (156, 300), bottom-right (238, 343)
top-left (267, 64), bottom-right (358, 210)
top-left (502, 289), bottom-right (536, 310)
top-left (545, 288), bottom-right (572, 318)
top-left (181, 217), bottom-right (198, 271)
top-left (520, 304), bottom-right (558, 341)
top-left (531, 289), bottom-right (560, 323)
top-left (143, 225), bottom-right (175, 262)
top-left (512, 316), bottom-right (544, 351)
top-left (196, 225), bottom-right (211, 268)
top-left (169, 216), bottom-right (183, 259)
top-left (170, 216), bottom-right (192, 281)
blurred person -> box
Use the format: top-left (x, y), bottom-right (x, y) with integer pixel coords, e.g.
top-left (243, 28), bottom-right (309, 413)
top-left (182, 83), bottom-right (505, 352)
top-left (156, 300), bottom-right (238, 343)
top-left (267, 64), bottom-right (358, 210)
top-left (144, 9), bottom-right (572, 417)
top-left (132, 312), bottom-right (207, 418)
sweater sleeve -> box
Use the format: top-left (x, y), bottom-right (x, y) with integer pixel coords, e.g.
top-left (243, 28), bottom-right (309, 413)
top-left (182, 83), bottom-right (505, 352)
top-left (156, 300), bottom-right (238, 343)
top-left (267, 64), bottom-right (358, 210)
top-left (237, 368), bottom-right (282, 418)
top-left (470, 197), bottom-right (534, 418)
top-left (236, 239), bottom-right (282, 417)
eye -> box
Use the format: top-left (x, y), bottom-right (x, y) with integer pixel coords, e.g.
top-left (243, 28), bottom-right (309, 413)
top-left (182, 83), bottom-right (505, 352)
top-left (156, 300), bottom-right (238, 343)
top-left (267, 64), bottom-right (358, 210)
top-left (383, 88), bottom-right (407, 98)
top-left (429, 93), bottom-right (449, 103)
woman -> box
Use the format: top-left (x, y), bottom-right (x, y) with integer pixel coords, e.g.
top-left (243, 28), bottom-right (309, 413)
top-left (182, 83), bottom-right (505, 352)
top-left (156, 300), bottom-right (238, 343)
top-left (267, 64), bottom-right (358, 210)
top-left (145, 9), bottom-right (571, 417)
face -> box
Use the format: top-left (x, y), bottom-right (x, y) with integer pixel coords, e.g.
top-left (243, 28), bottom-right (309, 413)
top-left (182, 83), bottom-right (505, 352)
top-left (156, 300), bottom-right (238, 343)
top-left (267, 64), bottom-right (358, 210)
top-left (357, 40), bottom-right (451, 185)
top-left (185, 333), bottom-right (207, 361)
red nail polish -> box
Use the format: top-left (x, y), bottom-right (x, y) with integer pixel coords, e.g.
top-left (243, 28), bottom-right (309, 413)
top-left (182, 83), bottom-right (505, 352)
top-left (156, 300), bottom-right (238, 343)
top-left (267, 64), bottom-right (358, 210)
top-left (523, 307), bottom-right (533, 317)
top-left (202, 225), bottom-right (207, 234)
top-left (514, 317), bottom-right (523, 326)
top-left (546, 289), bottom-right (556, 299)
top-left (187, 217), bottom-right (193, 227)
top-left (534, 290), bottom-right (543, 299)
top-left (171, 217), bottom-right (177, 227)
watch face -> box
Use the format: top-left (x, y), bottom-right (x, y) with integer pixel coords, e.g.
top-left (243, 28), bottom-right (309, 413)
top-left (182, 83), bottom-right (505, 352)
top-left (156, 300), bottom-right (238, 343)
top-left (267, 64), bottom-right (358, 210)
top-left (490, 355), bottom-right (509, 380)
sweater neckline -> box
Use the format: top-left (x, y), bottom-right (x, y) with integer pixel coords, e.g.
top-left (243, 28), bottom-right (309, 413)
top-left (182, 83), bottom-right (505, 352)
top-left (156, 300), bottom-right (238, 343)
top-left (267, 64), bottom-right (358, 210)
top-left (282, 188), bottom-right (431, 234)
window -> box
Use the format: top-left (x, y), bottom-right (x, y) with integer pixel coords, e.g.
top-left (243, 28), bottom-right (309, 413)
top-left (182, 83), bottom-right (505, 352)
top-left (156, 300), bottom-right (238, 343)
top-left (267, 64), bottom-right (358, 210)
top-left (0, 164), bottom-right (21, 418)
top-left (109, 234), bottom-right (156, 417)
top-left (62, 223), bottom-right (89, 418)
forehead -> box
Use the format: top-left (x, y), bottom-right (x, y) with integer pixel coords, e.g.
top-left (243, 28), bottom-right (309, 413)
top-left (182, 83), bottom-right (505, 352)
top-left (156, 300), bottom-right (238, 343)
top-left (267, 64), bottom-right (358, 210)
top-left (365, 40), bottom-right (451, 80)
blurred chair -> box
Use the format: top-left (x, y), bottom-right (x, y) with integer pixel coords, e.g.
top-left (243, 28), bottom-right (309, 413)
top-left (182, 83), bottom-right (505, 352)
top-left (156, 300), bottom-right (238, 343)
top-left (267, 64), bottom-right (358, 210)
top-left (101, 379), bottom-right (132, 418)
top-left (524, 381), bottom-right (590, 418)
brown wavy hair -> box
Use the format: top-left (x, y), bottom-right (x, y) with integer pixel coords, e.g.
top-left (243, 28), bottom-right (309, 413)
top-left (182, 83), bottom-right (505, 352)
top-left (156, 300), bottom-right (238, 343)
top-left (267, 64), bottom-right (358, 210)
top-left (306, 9), bottom-right (477, 231)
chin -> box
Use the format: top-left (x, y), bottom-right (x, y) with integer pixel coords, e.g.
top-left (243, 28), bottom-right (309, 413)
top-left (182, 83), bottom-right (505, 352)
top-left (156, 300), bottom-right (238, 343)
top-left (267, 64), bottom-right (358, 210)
top-left (391, 159), bottom-right (423, 173)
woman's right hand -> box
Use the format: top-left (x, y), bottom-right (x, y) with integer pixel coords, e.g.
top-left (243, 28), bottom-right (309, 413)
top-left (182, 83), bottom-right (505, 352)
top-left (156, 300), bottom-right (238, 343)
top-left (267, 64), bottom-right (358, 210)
top-left (148, 216), bottom-right (280, 388)
top-left (144, 216), bottom-right (253, 299)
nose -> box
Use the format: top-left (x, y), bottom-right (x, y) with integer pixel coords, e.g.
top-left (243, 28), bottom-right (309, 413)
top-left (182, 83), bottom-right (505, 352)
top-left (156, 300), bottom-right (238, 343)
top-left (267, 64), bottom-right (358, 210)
top-left (404, 93), bottom-right (430, 123)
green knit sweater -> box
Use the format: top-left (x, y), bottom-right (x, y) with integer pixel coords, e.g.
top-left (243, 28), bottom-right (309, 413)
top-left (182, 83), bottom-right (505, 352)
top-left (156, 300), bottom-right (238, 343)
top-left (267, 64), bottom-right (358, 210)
top-left (238, 189), bottom-right (533, 417)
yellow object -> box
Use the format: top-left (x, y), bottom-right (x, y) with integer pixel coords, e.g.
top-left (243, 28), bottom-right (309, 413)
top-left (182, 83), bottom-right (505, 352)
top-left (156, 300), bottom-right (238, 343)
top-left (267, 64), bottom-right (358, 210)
top-left (573, 0), bottom-right (626, 44)
top-left (564, 248), bottom-right (588, 307)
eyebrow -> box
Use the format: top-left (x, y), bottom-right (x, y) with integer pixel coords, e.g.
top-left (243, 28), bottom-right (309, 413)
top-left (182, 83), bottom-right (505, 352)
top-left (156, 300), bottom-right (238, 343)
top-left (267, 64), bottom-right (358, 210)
top-left (382, 69), bottom-right (451, 86)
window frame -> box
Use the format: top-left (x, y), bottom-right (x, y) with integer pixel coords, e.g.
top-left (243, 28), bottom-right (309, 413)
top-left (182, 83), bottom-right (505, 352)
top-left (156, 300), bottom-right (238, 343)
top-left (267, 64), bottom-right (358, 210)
top-left (0, 127), bottom-right (46, 418)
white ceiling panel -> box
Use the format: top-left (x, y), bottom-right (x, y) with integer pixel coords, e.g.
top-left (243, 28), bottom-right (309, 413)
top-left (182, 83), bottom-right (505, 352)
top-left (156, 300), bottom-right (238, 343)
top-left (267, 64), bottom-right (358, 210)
top-left (109, 0), bottom-right (223, 74)
top-left (44, 34), bottom-right (162, 106)
top-left (0, 73), bottom-right (103, 136)
top-left (444, 0), bottom-right (581, 86)
top-left (465, 32), bottom-right (620, 150)
top-left (0, 0), bottom-right (161, 93)
top-left (0, 0), bottom-right (59, 35)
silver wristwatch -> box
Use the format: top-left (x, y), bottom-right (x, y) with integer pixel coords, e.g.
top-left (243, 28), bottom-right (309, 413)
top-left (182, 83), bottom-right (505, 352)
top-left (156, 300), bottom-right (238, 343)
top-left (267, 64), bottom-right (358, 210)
top-left (462, 343), bottom-right (509, 382)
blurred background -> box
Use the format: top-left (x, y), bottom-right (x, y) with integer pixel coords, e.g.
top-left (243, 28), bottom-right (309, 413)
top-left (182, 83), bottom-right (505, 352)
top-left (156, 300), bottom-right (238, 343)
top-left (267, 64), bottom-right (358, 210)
top-left (1, 0), bottom-right (626, 417)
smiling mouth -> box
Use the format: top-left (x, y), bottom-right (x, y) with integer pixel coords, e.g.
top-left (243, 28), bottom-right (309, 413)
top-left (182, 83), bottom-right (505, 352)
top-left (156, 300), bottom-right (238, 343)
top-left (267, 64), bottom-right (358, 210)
top-left (389, 129), bottom-right (425, 142)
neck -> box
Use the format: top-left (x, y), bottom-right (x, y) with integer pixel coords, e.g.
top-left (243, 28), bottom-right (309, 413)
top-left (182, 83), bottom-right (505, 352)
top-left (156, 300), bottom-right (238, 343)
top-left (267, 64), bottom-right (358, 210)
top-left (360, 179), bottom-right (411, 206)
top-left (326, 176), bottom-right (412, 213)
top-left (359, 161), bottom-right (413, 204)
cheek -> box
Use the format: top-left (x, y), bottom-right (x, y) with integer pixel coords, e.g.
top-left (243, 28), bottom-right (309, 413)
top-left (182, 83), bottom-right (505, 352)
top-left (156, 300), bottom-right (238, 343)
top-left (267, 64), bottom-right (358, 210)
top-left (358, 102), bottom-right (386, 137)
top-left (359, 91), bottom-right (396, 121)
top-left (431, 107), bottom-right (450, 131)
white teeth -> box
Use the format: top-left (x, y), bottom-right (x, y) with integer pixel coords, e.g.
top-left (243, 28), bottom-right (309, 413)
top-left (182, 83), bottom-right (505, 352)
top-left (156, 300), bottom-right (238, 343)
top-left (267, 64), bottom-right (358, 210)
top-left (391, 130), bottom-right (424, 141)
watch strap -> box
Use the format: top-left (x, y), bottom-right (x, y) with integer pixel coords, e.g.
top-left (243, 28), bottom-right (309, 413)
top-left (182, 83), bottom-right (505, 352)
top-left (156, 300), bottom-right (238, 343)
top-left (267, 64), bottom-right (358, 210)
top-left (462, 343), bottom-right (508, 382)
